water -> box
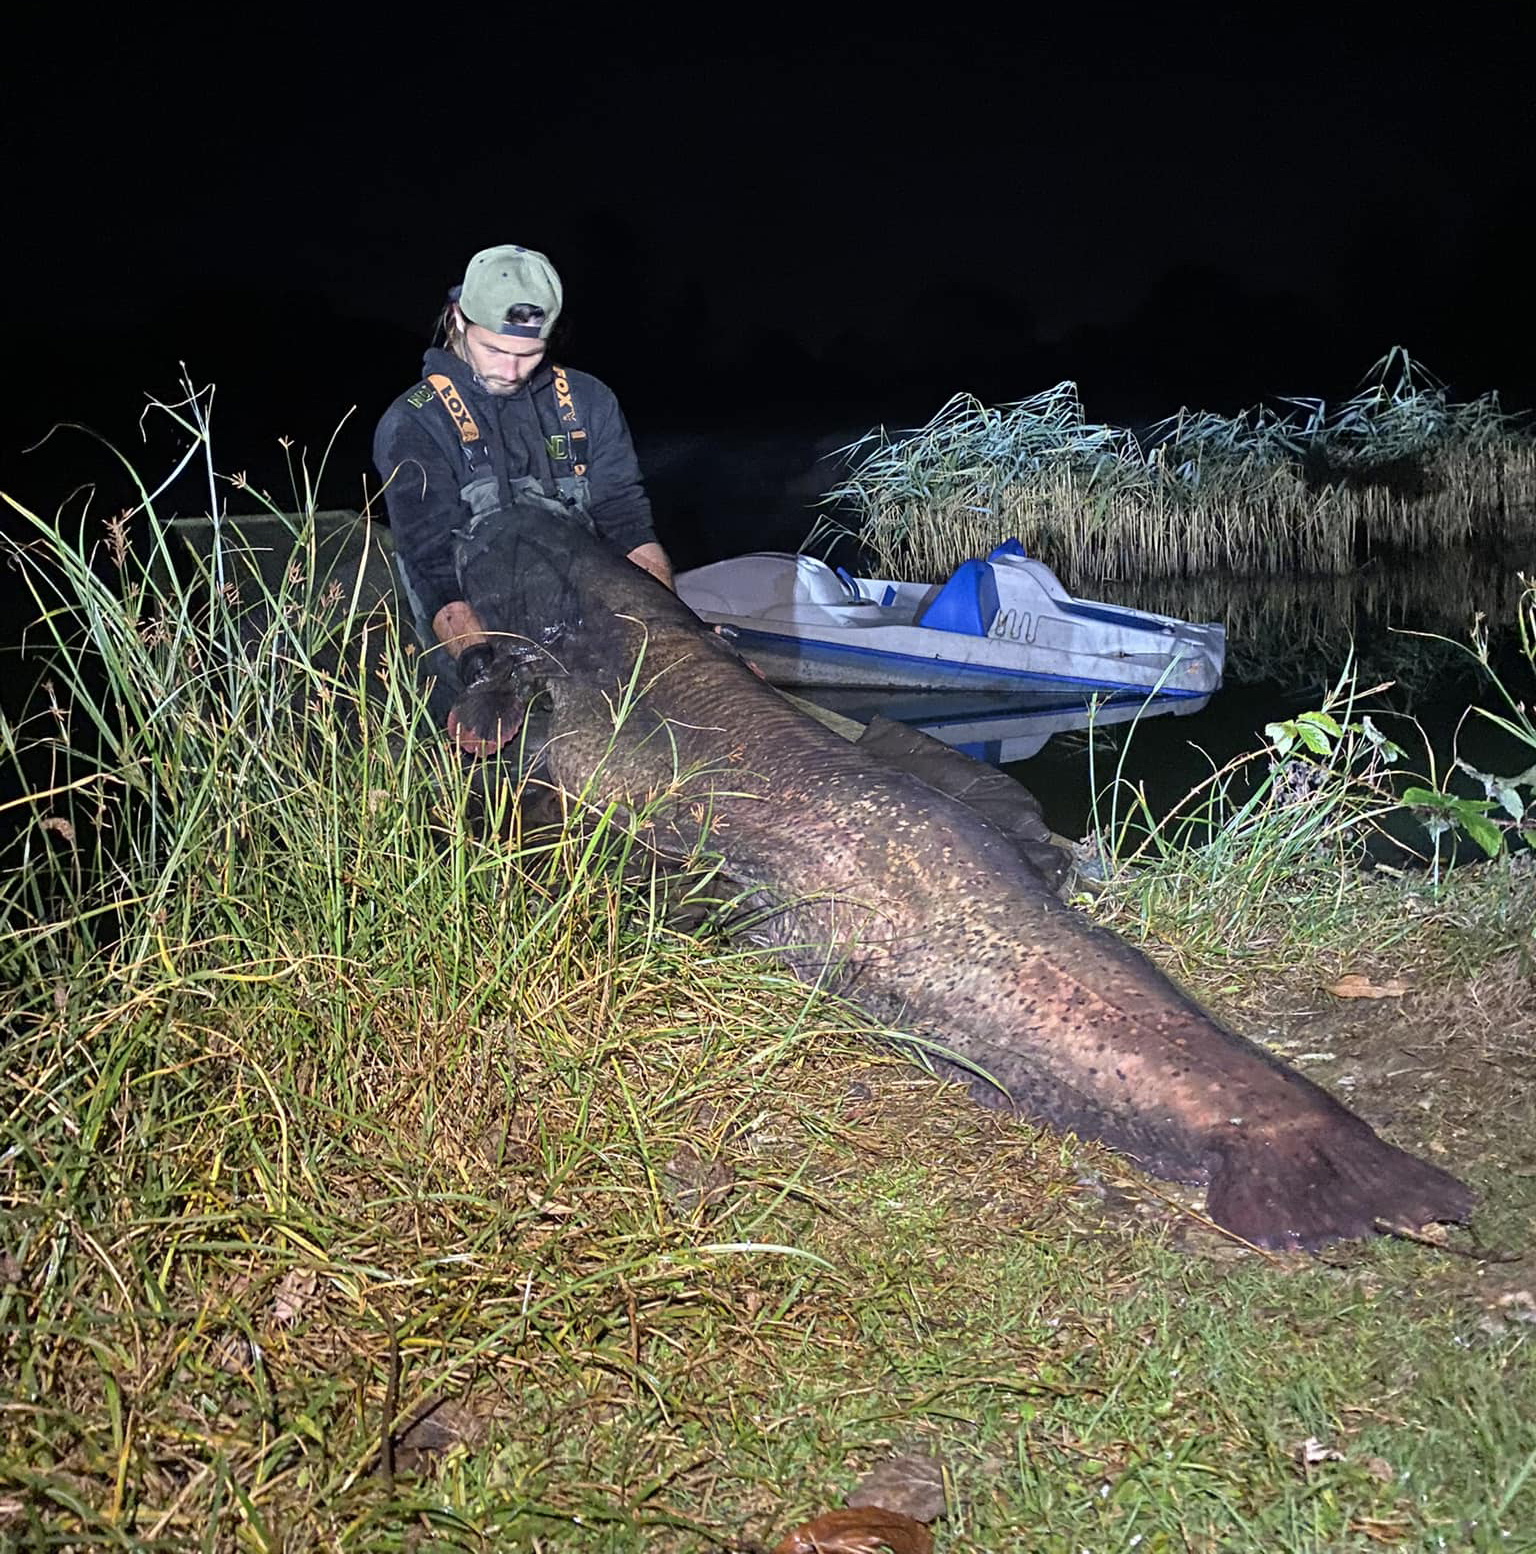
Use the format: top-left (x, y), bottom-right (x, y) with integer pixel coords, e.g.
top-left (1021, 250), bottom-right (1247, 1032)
top-left (796, 545), bottom-right (1536, 848)
top-left (115, 512), bottom-right (1533, 857)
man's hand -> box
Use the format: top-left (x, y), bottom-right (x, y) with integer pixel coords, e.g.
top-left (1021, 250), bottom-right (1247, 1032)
top-left (626, 542), bottom-right (674, 590)
top-left (447, 665), bottom-right (528, 758)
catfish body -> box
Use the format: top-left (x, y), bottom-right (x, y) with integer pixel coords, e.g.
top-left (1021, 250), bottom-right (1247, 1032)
top-left (457, 506), bottom-right (1473, 1249)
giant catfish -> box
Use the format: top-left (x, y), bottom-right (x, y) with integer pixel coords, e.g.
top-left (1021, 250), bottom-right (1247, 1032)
top-left (449, 500), bottom-right (1472, 1250)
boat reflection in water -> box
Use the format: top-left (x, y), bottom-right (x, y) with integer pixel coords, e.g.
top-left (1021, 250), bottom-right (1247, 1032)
top-left (797, 686), bottom-right (1212, 766)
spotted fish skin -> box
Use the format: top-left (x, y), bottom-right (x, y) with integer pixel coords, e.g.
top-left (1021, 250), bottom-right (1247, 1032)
top-left (458, 506), bottom-right (1473, 1250)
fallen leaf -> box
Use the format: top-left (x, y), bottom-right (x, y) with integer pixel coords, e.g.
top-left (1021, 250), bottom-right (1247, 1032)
top-left (1496, 1289), bottom-right (1536, 1324)
top-left (271, 1268), bottom-right (318, 1326)
top-left (209, 1331), bottom-right (254, 1375)
top-left (846, 1451), bottom-right (946, 1524)
top-left (771, 1508), bottom-right (932, 1554)
top-left (1298, 1436), bottom-right (1345, 1466)
top-left (395, 1396), bottom-right (485, 1472)
top-left (1349, 1514), bottom-right (1413, 1544)
top-left (1326, 973), bottom-right (1409, 1000)
top-left (526, 1191), bottom-right (579, 1218)
top-left (662, 1145), bottom-right (735, 1216)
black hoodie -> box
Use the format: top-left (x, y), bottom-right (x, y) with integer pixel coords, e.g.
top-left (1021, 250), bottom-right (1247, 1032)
top-left (372, 347), bottom-right (657, 626)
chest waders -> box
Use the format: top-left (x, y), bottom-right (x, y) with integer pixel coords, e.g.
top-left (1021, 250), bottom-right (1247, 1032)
top-left (391, 368), bottom-right (595, 712)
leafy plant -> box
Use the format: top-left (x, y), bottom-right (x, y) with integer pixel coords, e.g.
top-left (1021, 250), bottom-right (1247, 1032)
top-left (1388, 574), bottom-right (1536, 873)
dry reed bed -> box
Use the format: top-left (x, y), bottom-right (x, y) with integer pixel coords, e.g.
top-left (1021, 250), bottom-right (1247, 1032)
top-left (822, 351), bottom-right (1536, 585)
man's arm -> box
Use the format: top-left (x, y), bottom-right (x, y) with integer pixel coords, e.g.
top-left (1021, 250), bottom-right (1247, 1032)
top-left (372, 406), bottom-right (467, 635)
top-left (431, 600), bottom-right (490, 657)
top-left (374, 412), bottom-right (509, 752)
top-left (433, 600), bottom-right (519, 756)
top-left (579, 373), bottom-right (671, 584)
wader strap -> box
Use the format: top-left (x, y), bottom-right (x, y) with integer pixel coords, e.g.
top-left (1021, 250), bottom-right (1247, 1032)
top-left (426, 373), bottom-right (495, 475)
top-left (546, 364), bottom-right (589, 480)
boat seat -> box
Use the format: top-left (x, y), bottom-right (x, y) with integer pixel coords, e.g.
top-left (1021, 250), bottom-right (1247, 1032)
top-left (914, 559), bottom-right (1000, 637)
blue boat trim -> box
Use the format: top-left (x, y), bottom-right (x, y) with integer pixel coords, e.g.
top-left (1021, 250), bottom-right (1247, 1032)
top-left (911, 693), bottom-right (1184, 731)
top-left (1052, 598), bottom-right (1179, 630)
top-left (728, 626), bottom-right (1212, 697)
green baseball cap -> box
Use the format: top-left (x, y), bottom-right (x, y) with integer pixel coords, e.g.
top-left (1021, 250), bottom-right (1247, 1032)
top-left (453, 245), bottom-right (563, 339)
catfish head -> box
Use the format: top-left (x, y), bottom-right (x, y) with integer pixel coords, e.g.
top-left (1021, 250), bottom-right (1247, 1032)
top-left (453, 503), bottom-right (588, 653)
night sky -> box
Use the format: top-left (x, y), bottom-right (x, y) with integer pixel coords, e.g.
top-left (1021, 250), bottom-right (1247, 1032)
top-left (4, 14), bottom-right (1533, 562)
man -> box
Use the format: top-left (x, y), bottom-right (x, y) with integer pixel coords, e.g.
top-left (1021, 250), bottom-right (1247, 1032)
top-left (373, 244), bottom-right (673, 754)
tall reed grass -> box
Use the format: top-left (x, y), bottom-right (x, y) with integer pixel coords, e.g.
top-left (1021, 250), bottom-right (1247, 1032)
top-left (819, 349), bottom-right (1536, 584)
top-left (0, 393), bottom-right (863, 1546)
top-left (4, 391), bottom-right (1534, 1548)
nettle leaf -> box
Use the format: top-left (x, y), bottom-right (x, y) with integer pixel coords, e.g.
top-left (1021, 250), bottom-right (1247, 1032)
top-left (1359, 716), bottom-right (1404, 762)
top-left (1457, 761), bottom-right (1531, 821)
top-left (1499, 787), bottom-right (1528, 822)
top-left (1462, 813), bottom-right (1506, 857)
top-left (1400, 787), bottom-right (1506, 853)
top-left (1297, 711), bottom-right (1343, 739)
top-left (1267, 713), bottom-right (1338, 759)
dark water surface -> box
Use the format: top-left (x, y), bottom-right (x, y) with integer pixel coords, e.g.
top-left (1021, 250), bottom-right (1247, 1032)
top-left (797, 544), bottom-right (1536, 846)
top-left (21, 510), bottom-right (1524, 863)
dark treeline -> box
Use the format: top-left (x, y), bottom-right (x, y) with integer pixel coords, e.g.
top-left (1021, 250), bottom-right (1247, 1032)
top-left (5, 225), bottom-right (1531, 553)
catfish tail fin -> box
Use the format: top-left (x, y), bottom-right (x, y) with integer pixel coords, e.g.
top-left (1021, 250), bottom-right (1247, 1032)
top-left (1205, 1115), bottom-right (1473, 1250)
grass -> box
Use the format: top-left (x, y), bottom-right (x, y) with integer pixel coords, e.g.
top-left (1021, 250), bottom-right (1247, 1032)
top-left (2, 392), bottom-right (1534, 1550)
top-left (816, 349), bottom-right (1536, 585)
top-left (1081, 570), bottom-right (1536, 910)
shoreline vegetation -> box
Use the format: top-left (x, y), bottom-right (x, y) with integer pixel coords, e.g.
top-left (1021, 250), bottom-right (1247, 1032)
top-left (2, 388), bottom-right (1534, 1548)
top-left (817, 349), bottom-right (1536, 586)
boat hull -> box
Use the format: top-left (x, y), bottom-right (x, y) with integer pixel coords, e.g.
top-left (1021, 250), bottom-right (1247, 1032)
top-left (676, 549), bottom-right (1226, 695)
top-left (713, 620), bottom-right (1221, 694)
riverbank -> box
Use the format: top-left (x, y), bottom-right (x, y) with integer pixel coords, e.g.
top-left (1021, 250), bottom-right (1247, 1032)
top-left (3, 804), bottom-right (1532, 1549)
top-left (3, 453), bottom-right (1533, 1549)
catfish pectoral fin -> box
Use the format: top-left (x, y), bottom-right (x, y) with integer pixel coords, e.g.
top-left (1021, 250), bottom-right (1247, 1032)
top-left (1204, 1115), bottom-right (1474, 1250)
